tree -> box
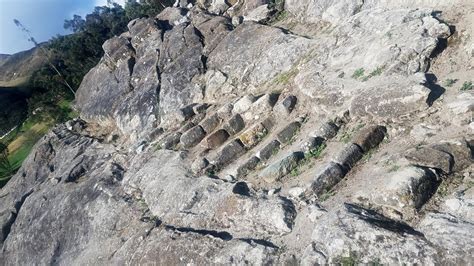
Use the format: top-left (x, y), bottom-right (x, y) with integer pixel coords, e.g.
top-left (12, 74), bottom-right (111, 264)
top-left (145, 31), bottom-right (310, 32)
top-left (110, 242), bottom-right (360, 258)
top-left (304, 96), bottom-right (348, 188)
top-left (0, 143), bottom-right (12, 172)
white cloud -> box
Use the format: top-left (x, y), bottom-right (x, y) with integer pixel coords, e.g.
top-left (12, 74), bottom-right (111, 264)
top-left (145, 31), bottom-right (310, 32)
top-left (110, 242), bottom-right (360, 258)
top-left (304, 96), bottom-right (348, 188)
top-left (95, 0), bottom-right (127, 7)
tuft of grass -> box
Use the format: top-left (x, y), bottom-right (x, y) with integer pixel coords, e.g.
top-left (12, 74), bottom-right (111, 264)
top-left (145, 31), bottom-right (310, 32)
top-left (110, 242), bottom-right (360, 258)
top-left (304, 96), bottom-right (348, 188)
top-left (444, 78), bottom-right (458, 87)
top-left (274, 67), bottom-right (299, 85)
top-left (351, 68), bottom-right (365, 79)
top-left (305, 143), bottom-right (327, 159)
top-left (333, 251), bottom-right (359, 266)
top-left (460, 81), bottom-right (473, 91)
top-left (388, 164), bottom-right (401, 172)
top-left (361, 66), bottom-right (384, 81)
top-left (319, 190), bottom-right (335, 202)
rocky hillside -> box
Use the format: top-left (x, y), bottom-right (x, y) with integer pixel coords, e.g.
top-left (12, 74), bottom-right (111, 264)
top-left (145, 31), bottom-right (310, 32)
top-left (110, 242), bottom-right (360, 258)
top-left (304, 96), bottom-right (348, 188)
top-left (1, 0), bottom-right (473, 264)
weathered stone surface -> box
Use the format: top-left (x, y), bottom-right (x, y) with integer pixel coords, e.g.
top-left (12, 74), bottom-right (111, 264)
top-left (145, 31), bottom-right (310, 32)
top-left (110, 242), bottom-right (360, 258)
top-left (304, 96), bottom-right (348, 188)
top-left (236, 156), bottom-right (260, 178)
top-left (333, 144), bottom-right (363, 170)
top-left (206, 129), bottom-right (230, 149)
top-left (311, 162), bottom-right (345, 196)
top-left (258, 139), bottom-right (281, 161)
top-left (181, 125), bottom-right (206, 148)
top-left (259, 152), bottom-right (304, 183)
top-left (191, 11), bottom-right (234, 56)
top-left (200, 113), bottom-right (221, 133)
top-left (211, 139), bottom-right (246, 168)
top-left (223, 114), bottom-right (245, 135)
top-left (208, 22), bottom-right (312, 87)
top-left (352, 125), bottom-right (387, 152)
top-left (405, 147), bottom-right (454, 174)
top-left (128, 151), bottom-right (296, 238)
top-left (239, 123), bottom-right (268, 148)
top-left (276, 121), bottom-right (301, 144)
top-left (418, 213), bottom-right (474, 264)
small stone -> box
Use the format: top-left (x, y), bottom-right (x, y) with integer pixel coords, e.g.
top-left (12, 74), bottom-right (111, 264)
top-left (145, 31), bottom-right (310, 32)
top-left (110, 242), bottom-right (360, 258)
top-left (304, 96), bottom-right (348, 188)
top-left (288, 187), bottom-right (305, 199)
top-left (192, 158), bottom-right (209, 174)
top-left (352, 125), bottom-right (387, 152)
top-left (223, 114), bottom-right (245, 135)
top-left (232, 15), bottom-right (243, 26)
top-left (217, 103), bottom-right (234, 119)
top-left (200, 113), bottom-right (221, 133)
top-left (243, 94), bottom-right (276, 122)
top-left (180, 121), bottom-right (195, 132)
top-left (311, 162), bottom-right (345, 196)
top-left (333, 144), bottom-right (363, 171)
top-left (180, 125), bottom-right (206, 148)
top-left (206, 129), bottom-right (230, 149)
top-left (258, 140), bottom-right (281, 161)
top-left (179, 104), bottom-right (196, 121)
top-left (277, 121), bottom-right (301, 144)
top-left (405, 147), bottom-right (454, 174)
top-left (236, 156), bottom-right (260, 178)
top-left (259, 152), bottom-right (304, 183)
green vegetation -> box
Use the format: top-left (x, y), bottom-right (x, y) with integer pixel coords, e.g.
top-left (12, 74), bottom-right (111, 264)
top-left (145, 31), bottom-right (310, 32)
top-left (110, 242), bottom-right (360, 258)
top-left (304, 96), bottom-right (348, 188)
top-left (333, 251), bottom-right (359, 266)
top-left (1, 0), bottom-right (173, 187)
top-left (319, 190), bottom-right (335, 202)
top-left (274, 67), bottom-right (299, 85)
top-left (460, 81), bottom-right (473, 91)
top-left (444, 78), bottom-right (458, 87)
top-left (351, 68), bottom-right (365, 79)
top-left (361, 66), bottom-right (384, 81)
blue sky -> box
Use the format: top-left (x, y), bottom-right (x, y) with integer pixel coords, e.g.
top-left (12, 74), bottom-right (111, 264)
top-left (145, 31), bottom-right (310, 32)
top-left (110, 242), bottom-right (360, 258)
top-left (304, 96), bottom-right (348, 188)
top-left (0, 0), bottom-right (125, 55)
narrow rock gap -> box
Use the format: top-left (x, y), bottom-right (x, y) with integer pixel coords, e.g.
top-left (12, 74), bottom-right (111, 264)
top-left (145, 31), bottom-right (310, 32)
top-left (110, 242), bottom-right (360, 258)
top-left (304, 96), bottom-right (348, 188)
top-left (164, 225), bottom-right (233, 241)
top-left (1, 189), bottom-right (34, 242)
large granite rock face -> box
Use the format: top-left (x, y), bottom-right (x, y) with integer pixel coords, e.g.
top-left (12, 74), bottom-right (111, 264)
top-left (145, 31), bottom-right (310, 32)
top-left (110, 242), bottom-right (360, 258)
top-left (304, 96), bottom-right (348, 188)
top-left (2, 0), bottom-right (472, 264)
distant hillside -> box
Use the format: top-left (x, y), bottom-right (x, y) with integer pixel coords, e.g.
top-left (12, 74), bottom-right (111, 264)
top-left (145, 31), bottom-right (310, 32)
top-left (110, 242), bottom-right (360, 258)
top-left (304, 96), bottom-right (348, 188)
top-left (0, 45), bottom-right (47, 87)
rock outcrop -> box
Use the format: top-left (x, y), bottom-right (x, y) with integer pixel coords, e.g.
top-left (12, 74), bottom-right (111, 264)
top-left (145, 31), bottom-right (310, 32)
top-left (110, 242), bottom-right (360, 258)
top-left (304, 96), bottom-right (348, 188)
top-left (1, 0), bottom-right (473, 264)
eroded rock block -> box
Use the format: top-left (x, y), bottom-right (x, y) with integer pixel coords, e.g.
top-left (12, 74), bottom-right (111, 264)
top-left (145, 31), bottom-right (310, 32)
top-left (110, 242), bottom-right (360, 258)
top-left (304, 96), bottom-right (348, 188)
top-left (259, 152), bottom-right (304, 183)
top-left (239, 123), bottom-right (268, 148)
top-left (275, 95), bottom-right (297, 116)
top-left (405, 147), bottom-right (454, 174)
top-left (315, 121), bottom-right (339, 140)
top-left (258, 140), bottom-right (281, 161)
top-left (224, 114), bottom-right (245, 135)
top-left (311, 162), bottom-right (345, 196)
top-left (236, 156), bottom-right (260, 178)
top-left (233, 95), bottom-right (257, 114)
top-left (212, 139), bottom-right (246, 168)
top-left (352, 125), bottom-right (387, 152)
top-left (333, 144), bottom-right (363, 170)
top-left (181, 125), bottom-right (206, 148)
top-left (161, 132), bottom-right (182, 149)
top-left (207, 129), bottom-right (230, 149)
top-left (301, 137), bottom-right (325, 153)
top-left (431, 140), bottom-right (473, 172)
top-left (200, 113), bottom-right (221, 133)
top-left (191, 158), bottom-right (209, 174)
top-left (277, 121), bottom-right (301, 144)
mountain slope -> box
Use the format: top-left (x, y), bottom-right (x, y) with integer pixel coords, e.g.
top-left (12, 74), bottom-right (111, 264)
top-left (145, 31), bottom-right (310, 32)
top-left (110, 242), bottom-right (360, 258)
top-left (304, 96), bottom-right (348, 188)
top-left (0, 0), bottom-right (472, 264)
